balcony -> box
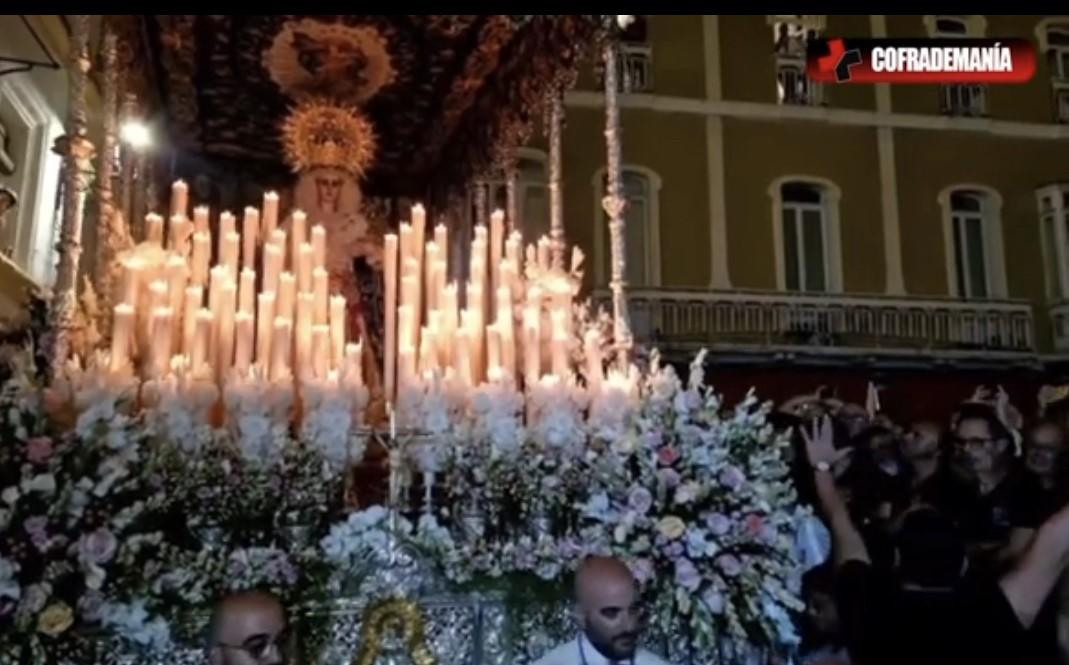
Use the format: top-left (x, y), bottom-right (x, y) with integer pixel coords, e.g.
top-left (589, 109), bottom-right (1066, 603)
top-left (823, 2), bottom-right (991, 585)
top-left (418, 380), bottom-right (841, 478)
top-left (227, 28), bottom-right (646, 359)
top-left (596, 288), bottom-right (1037, 364)
top-left (1051, 300), bottom-right (1069, 352)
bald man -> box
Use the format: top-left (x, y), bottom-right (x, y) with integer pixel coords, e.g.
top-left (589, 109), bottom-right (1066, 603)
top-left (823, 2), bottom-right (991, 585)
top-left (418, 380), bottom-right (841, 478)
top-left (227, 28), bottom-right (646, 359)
top-left (207, 590), bottom-right (289, 665)
top-left (533, 556), bottom-right (671, 665)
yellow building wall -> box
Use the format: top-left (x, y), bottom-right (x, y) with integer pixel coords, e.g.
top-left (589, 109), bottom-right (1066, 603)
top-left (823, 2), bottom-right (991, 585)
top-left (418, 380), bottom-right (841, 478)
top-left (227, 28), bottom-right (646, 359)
top-left (560, 107), bottom-right (710, 290)
top-left (721, 118), bottom-right (885, 293)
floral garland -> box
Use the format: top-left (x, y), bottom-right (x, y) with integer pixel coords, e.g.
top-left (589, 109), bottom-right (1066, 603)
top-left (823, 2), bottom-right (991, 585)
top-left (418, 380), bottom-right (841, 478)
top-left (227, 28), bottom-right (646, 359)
top-left (0, 333), bottom-right (809, 661)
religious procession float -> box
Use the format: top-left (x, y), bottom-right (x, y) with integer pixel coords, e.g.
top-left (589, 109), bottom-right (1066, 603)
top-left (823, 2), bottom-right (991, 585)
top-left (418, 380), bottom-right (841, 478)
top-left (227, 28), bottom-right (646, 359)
top-left (0, 16), bottom-right (809, 665)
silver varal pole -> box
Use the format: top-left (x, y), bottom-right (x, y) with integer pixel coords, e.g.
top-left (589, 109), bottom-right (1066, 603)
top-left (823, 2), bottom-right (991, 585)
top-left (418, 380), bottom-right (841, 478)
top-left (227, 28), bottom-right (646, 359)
top-left (602, 39), bottom-right (632, 369)
top-left (48, 14), bottom-right (94, 378)
top-left (548, 89), bottom-right (565, 269)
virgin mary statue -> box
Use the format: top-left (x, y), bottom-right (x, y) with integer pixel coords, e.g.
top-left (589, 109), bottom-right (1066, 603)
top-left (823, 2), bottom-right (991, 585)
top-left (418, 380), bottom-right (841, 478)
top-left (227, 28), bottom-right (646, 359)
top-left (282, 99), bottom-right (385, 403)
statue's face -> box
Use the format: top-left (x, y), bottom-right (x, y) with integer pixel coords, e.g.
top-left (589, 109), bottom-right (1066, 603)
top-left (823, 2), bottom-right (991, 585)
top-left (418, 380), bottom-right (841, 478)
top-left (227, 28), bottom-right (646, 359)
top-left (314, 169), bottom-right (346, 211)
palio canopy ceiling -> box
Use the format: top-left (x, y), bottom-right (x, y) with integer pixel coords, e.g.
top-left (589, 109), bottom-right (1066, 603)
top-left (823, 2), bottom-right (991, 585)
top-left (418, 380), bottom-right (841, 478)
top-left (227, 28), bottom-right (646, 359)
top-left (143, 15), bottom-right (601, 197)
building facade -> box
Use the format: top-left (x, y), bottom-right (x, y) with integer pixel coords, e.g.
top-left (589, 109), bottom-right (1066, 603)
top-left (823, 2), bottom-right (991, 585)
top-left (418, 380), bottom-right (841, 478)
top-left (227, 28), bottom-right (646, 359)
top-left (513, 15), bottom-right (1069, 414)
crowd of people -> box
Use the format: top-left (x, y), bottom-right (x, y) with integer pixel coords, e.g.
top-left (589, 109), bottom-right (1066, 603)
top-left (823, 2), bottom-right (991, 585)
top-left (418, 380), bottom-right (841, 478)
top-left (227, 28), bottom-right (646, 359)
top-left (784, 384), bottom-right (1069, 665)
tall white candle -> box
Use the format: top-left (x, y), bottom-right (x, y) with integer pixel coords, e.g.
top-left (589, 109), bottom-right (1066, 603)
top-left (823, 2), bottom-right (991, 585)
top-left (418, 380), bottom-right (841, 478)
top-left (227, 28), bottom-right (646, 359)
top-left (119, 258), bottom-right (142, 309)
top-left (419, 326), bottom-right (438, 375)
top-left (398, 223), bottom-right (413, 263)
top-left (344, 342), bottom-right (363, 386)
top-left (584, 328), bottom-right (603, 393)
top-left (150, 307), bottom-right (173, 378)
top-left (441, 282), bottom-right (458, 366)
top-left (295, 293), bottom-right (314, 380)
top-left (496, 286), bottom-right (515, 378)
top-left (233, 312), bottom-right (254, 373)
top-left (455, 327), bottom-right (472, 388)
top-left (486, 324), bottom-right (502, 377)
top-left (145, 213), bottom-right (164, 246)
top-left (242, 206), bottom-right (260, 269)
top-left (192, 309), bottom-right (213, 376)
top-left (313, 267), bottom-right (329, 326)
top-left (383, 233), bottom-right (398, 402)
top-left (538, 237), bottom-right (551, 273)
top-left (193, 206), bottom-right (209, 234)
top-left (311, 324), bottom-right (330, 379)
top-left (222, 231), bottom-right (241, 278)
top-left (490, 209), bottom-right (504, 296)
top-left (170, 180), bottom-right (188, 219)
top-left (262, 191), bottom-right (279, 237)
top-left (169, 214), bottom-right (191, 256)
top-left (523, 304), bottom-right (540, 387)
top-left (329, 295), bottom-right (346, 370)
top-left (412, 204), bottom-right (427, 262)
top-left (277, 272), bottom-right (296, 322)
top-left (311, 225), bottom-right (326, 270)
top-left (290, 210), bottom-right (307, 272)
top-left (208, 266), bottom-right (228, 363)
top-left (270, 317), bottom-right (292, 381)
top-left (238, 268), bottom-right (256, 315)
top-left (551, 309), bottom-right (568, 378)
top-left (166, 256), bottom-right (188, 353)
top-left (256, 292), bottom-right (276, 368)
top-left (216, 280), bottom-right (237, 381)
top-left (297, 243), bottom-right (314, 294)
top-left (424, 242), bottom-right (439, 312)
top-left (434, 224), bottom-right (448, 261)
top-left (218, 212), bottom-right (236, 260)
top-left (191, 231), bottom-right (211, 287)
top-left (110, 304), bottom-right (134, 373)
top-left (262, 242), bottom-right (283, 296)
top-left (182, 286), bottom-right (202, 357)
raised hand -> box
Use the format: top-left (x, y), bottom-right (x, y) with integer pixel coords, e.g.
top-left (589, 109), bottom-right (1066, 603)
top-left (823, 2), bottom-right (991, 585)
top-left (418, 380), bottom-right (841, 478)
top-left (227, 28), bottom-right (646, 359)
top-left (801, 415), bottom-right (837, 467)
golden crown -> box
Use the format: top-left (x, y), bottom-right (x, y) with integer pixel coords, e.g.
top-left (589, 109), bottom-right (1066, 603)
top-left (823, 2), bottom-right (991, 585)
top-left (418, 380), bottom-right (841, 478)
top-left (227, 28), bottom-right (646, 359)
top-left (281, 99), bottom-right (377, 177)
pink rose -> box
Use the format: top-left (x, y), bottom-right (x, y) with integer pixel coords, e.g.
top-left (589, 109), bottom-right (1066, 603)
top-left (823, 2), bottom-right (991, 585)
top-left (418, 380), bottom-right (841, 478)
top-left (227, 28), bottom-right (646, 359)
top-left (25, 438), bottom-right (53, 465)
top-left (78, 528), bottom-right (117, 565)
top-left (657, 446), bottom-right (681, 467)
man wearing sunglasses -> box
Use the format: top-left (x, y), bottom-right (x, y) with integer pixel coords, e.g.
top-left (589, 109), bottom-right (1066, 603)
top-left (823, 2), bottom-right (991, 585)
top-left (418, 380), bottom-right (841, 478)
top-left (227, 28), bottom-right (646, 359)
top-left (208, 590), bottom-right (289, 665)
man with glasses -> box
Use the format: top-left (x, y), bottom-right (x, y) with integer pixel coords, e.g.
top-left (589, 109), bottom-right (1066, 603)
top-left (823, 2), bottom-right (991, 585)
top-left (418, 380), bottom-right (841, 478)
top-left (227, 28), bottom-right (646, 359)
top-left (533, 556), bottom-right (671, 665)
top-left (208, 590), bottom-right (289, 665)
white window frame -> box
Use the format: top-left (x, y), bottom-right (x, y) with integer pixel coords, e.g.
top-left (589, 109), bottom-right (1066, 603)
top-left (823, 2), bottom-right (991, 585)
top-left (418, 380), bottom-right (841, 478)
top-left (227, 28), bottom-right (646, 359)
top-left (924, 16), bottom-right (989, 117)
top-left (938, 185), bottom-right (1007, 300)
top-left (769, 15), bottom-right (824, 107)
top-left (0, 76), bottom-right (63, 286)
top-left (1036, 19), bottom-right (1069, 122)
top-left (619, 42), bottom-right (653, 94)
top-left (768, 176), bottom-right (843, 293)
top-left (592, 165), bottom-right (662, 287)
top-left (1037, 184), bottom-right (1069, 300)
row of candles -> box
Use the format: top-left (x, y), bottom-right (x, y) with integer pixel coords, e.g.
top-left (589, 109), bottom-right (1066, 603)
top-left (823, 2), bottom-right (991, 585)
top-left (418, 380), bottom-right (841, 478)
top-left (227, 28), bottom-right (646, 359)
top-left (381, 201), bottom-right (604, 403)
top-left (108, 181), bottom-right (364, 392)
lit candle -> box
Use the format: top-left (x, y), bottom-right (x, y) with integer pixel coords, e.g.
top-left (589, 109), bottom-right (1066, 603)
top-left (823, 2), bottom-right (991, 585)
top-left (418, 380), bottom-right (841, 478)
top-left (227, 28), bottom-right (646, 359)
top-left (182, 286), bottom-right (202, 357)
top-left (192, 309), bottom-right (213, 376)
top-left (169, 214), bottom-right (191, 256)
top-left (400, 272), bottom-right (418, 348)
top-left (145, 213), bottom-right (164, 246)
top-left (551, 309), bottom-right (568, 378)
top-left (584, 328), bottom-right (603, 393)
top-left (419, 326), bottom-right (438, 375)
top-left (311, 324), bottom-right (330, 379)
top-left (218, 212), bottom-right (236, 259)
top-left (119, 258), bottom-right (142, 309)
top-left (145, 280), bottom-right (168, 359)
top-left (329, 295), bottom-right (346, 370)
top-left (466, 283), bottom-right (484, 380)
top-left (277, 272), bottom-right (296, 322)
top-left (297, 243), bottom-right (314, 294)
top-left (150, 307), bottom-right (173, 378)
top-left (193, 206), bottom-right (209, 234)
top-left (398, 343), bottom-right (416, 388)
top-left (233, 311), bottom-right (254, 373)
top-left (345, 342), bottom-right (364, 386)
top-left (208, 266), bottom-right (228, 362)
top-left (256, 292), bottom-right (276, 368)
top-left (424, 242), bottom-right (439, 312)
top-left (490, 209), bottom-right (504, 295)
top-left (269, 228), bottom-right (287, 253)
top-left (397, 305), bottom-right (414, 384)
top-left (538, 237), bottom-right (551, 273)
top-left (295, 293), bottom-right (314, 379)
top-left (441, 282), bottom-right (458, 367)
top-left (486, 324), bottom-right (501, 377)
top-left (170, 180), bottom-right (188, 219)
top-left (412, 204), bottom-right (427, 263)
top-left (262, 191), bottom-right (279, 237)
top-left (313, 267), bottom-right (329, 326)
top-left (242, 206), bottom-right (259, 269)
top-left (311, 225), bottom-right (326, 270)
top-left (262, 242), bottom-right (283, 296)
top-left (455, 327), bottom-right (472, 388)
top-left (270, 317), bottom-right (292, 381)
top-left (496, 286), bottom-right (515, 378)
top-left (109, 304), bottom-right (134, 373)
top-left (398, 223), bottom-right (413, 263)
top-left (290, 210), bottom-right (307, 272)
top-left (384, 233), bottom-right (398, 401)
top-left (238, 268), bottom-right (256, 315)
top-left (216, 280), bottom-right (237, 381)
top-left (191, 231), bottom-right (211, 287)
top-left (222, 231), bottom-right (240, 278)
top-left (434, 224), bottom-right (448, 261)
top-left (166, 256), bottom-right (188, 353)
top-left (523, 304), bottom-right (540, 387)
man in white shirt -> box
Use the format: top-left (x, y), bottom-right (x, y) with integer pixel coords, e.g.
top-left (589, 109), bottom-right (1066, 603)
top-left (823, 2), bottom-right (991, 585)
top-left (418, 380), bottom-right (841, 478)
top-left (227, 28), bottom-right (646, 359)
top-left (533, 556), bottom-right (672, 665)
